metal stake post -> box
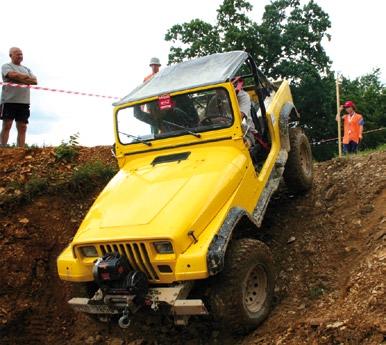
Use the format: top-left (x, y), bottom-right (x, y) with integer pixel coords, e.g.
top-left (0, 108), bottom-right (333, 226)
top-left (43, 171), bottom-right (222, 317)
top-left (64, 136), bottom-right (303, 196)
top-left (336, 74), bottom-right (342, 157)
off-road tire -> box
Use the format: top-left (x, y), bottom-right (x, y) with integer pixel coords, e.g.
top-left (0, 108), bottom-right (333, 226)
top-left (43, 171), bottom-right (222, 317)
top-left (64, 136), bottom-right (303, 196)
top-left (284, 127), bottom-right (313, 193)
top-left (208, 238), bottom-right (275, 334)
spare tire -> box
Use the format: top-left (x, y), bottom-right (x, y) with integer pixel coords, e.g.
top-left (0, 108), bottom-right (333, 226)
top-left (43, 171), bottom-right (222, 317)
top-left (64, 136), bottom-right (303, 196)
top-left (284, 127), bottom-right (313, 193)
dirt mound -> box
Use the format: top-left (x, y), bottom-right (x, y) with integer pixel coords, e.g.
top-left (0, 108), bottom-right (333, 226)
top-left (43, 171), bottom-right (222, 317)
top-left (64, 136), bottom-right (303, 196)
top-left (242, 151), bottom-right (386, 345)
top-left (0, 147), bottom-right (385, 345)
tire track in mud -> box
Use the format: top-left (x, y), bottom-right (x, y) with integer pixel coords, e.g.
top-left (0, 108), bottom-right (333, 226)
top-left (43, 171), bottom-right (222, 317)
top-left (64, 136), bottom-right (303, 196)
top-left (20, 283), bottom-right (69, 345)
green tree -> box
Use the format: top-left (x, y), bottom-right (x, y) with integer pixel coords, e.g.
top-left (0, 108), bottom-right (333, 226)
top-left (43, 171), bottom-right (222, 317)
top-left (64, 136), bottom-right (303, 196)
top-left (165, 0), bottom-right (332, 81)
top-left (339, 69), bottom-right (386, 150)
top-left (165, 0), bottom-right (385, 159)
top-left (165, 0), bottom-right (334, 142)
top-left (292, 71), bottom-right (336, 140)
top-left (340, 69), bottom-right (386, 129)
top-left (309, 69), bottom-right (386, 160)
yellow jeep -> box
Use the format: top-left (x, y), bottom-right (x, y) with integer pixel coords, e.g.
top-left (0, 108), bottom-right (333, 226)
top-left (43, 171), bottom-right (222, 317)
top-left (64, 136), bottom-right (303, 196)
top-left (57, 51), bottom-right (313, 332)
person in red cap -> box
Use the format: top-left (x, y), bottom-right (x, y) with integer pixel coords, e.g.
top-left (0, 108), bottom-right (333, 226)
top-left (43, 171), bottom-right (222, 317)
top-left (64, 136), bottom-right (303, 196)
top-left (336, 100), bottom-right (364, 154)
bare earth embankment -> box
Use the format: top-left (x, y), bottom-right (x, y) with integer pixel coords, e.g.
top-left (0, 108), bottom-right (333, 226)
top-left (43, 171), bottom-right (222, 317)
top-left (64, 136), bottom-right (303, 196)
top-left (0, 147), bottom-right (385, 345)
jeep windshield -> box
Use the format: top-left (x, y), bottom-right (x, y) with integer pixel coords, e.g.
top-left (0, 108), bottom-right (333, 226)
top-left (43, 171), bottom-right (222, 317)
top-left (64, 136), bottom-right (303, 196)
top-left (116, 87), bottom-right (233, 145)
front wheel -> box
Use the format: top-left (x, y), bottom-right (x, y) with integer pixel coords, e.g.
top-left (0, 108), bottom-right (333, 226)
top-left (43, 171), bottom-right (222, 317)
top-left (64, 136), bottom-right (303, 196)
top-left (208, 238), bottom-right (275, 334)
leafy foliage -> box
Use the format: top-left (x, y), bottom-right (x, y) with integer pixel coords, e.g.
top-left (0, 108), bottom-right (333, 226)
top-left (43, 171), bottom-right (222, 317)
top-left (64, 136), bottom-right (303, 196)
top-left (1, 160), bottom-right (118, 209)
top-left (54, 132), bottom-right (80, 162)
top-left (1, 176), bottom-right (49, 207)
top-left (339, 69), bottom-right (386, 150)
top-left (311, 69), bottom-right (385, 160)
top-left (165, 0), bottom-right (385, 160)
top-left (69, 160), bottom-right (117, 195)
top-left (340, 69), bottom-right (386, 129)
top-left (309, 284), bottom-right (326, 299)
top-left (24, 176), bottom-right (49, 199)
top-left (165, 0), bottom-right (333, 140)
top-left (165, 0), bottom-right (331, 80)
top-left (292, 71), bottom-right (336, 141)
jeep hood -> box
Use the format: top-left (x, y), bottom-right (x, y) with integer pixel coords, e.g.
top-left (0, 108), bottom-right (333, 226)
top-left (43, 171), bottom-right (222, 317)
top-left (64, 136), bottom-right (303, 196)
top-left (73, 145), bottom-right (248, 252)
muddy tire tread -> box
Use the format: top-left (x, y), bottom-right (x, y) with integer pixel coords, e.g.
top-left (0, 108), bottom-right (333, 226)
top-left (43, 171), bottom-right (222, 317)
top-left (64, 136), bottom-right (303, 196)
top-left (284, 127), bottom-right (313, 193)
top-left (209, 238), bottom-right (274, 334)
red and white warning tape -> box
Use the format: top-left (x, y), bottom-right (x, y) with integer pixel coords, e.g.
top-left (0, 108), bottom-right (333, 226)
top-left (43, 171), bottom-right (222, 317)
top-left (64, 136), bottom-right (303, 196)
top-left (0, 81), bottom-right (120, 100)
top-left (311, 127), bottom-right (386, 145)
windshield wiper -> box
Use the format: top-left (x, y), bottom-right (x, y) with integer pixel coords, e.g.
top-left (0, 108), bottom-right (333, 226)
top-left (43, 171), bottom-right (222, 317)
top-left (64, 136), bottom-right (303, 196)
top-left (118, 131), bottom-right (152, 146)
top-left (162, 120), bottom-right (201, 138)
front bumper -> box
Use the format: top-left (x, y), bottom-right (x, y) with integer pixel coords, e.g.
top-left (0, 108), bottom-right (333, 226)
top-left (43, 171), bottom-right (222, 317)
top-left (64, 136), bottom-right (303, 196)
top-left (69, 283), bottom-right (208, 325)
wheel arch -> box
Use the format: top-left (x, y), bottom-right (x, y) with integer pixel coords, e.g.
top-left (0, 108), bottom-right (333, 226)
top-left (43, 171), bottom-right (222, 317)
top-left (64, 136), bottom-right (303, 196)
top-left (206, 207), bottom-right (263, 276)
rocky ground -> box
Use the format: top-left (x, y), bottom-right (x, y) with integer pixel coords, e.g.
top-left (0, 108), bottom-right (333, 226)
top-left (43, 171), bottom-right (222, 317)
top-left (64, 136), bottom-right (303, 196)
top-left (0, 147), bottom-right (385, 345)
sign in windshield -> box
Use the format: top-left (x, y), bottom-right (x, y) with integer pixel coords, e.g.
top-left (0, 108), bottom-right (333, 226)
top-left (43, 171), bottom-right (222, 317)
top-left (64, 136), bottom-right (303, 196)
top-left (117, 88), bottom-right (234, 145)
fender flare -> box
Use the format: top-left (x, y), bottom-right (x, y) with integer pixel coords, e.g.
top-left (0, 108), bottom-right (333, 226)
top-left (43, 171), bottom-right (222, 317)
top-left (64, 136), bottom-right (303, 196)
top-left (279, 102), bottom-right (299, 151)
top-left (206, 207), bottom-right (258, 276)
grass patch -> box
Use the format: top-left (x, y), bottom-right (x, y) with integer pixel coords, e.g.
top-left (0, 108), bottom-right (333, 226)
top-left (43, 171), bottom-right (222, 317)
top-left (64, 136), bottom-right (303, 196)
top-left (309, 285), bottom-right (326, 299)
top-left (357, 142), bottom-right (386, 156)
top-left (24, 176), bottom-right (49, 200)
top-left (329, 142), bottom-right (386, 160)
top-left (0, 176), bottom-right (49, 208)
top-left (0, 160), bottom-right (117, 211)
top-left (69, 160), bottom-right (117, 195)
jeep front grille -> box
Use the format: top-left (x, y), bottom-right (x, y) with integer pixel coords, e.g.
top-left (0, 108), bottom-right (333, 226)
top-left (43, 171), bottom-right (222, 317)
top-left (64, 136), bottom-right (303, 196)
top-left (98, 242), bottom-right (159, 281)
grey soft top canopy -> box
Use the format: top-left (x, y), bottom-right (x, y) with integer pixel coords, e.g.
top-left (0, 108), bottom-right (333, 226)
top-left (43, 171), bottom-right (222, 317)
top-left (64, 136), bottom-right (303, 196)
top-left (114, 50), bottom-right (248, 106)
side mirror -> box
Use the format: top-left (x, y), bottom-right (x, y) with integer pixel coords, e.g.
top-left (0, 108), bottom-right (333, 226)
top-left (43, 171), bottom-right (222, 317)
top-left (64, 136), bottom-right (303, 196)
top-left (111, 143), bottom-right (116, 158)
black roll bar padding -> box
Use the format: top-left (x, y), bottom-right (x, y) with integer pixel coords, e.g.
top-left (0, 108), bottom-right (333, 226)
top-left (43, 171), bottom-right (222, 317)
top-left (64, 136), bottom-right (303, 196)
top-left (250, 104), bottom-right (265, 136)
top-left (245, 54), bottom-right (274, 141)
top-left (246, 55), bottom-right (267, 122)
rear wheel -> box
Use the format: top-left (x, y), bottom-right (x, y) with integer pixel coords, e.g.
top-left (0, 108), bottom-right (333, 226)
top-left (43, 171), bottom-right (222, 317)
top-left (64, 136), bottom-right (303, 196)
top-left (284, 127), bottom-right (313, 193)
top-left (208, 238), bottom-right (275, 334)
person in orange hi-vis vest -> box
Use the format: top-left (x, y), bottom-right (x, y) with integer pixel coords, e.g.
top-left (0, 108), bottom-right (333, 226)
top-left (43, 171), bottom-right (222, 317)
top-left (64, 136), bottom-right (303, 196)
top-left (336, 100), bottom-right (364, 154)
top-left (143, 57), bottom-right (161, 83)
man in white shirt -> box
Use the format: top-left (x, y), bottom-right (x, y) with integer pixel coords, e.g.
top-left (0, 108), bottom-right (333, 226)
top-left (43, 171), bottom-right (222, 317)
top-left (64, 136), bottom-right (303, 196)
top-left (1, 47), bottom-right (37, 147)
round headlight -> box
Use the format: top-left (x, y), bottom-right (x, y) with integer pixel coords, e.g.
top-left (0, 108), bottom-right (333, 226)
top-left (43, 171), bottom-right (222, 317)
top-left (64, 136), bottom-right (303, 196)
top-left (153, 241), bottom-right (174, 254)
top-left (80, 246), bottom-right (98, 257)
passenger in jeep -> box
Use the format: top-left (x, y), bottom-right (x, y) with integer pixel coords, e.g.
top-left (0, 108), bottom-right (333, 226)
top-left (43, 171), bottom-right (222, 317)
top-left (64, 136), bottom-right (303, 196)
top-left (232, 77), bottom-right (256, 146)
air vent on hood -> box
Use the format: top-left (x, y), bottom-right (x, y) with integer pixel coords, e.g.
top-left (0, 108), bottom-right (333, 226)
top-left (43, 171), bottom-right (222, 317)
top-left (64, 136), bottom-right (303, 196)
top-left (151, 152), bottom-right (191, 166)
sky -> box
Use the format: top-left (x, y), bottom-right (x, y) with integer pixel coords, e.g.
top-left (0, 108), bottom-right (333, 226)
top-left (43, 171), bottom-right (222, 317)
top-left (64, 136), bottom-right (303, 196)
top-left (1, 0), bottom-right (385, 147)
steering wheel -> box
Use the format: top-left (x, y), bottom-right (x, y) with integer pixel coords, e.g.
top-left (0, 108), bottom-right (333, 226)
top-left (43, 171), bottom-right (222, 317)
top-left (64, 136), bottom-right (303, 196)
top-left (173, 107), bottom-right (191, 125)
top-left (200, 115), bottom-right (229, 126)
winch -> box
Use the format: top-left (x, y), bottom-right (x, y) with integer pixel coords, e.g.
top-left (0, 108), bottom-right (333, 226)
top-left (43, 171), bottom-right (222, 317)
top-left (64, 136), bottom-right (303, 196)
top-left (92, 252), bottom-right (148, 301)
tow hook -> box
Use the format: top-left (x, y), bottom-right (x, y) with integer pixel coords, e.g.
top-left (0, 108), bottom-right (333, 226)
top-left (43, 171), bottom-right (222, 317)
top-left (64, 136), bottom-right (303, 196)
top-left (118, 306), bottom-right (131, 329)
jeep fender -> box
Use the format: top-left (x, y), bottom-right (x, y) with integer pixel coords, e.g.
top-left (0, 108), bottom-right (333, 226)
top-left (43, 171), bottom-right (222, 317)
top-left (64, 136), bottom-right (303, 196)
top-left (207, 207), bottom-right (259, 276)
top-left (279, 102), bottom-right (299, 152)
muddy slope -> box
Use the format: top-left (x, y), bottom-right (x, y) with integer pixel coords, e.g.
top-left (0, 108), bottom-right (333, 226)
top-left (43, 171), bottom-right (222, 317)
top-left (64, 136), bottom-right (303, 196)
top-left (0, 147), bottom-right (385, 345)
